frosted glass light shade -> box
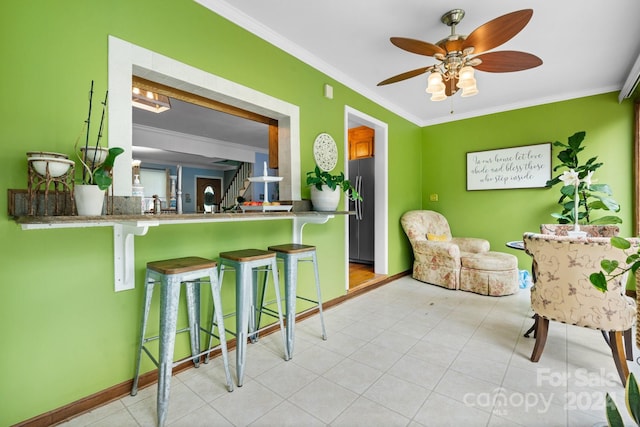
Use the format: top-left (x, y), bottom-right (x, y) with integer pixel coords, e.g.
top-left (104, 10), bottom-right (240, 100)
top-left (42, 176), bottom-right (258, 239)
top-left (461, 85), bottom-right (479, 97)
top-left (456, 66), bottom-right (476, 89)
top-left (426, 72), bottom-right (445, 93)
top-left (430, 90), bottom-right (447, 101)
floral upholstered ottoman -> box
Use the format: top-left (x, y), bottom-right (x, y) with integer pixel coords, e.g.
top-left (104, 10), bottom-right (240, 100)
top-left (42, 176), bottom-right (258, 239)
top-left (459, 251), bottom-right (519, 296)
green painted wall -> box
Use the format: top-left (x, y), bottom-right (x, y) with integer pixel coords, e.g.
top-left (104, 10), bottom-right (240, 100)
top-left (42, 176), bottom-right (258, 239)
top-left (2, 1), bottom-right (636, 424)
top-left (422, 92), bottom-right (636, 268)
top-left (0, 1), bottom-right (421, 424)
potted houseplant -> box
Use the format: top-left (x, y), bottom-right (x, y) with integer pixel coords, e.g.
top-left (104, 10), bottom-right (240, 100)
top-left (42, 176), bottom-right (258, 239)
top-left (546, 131), bottom-right (621, 227)
top-left (605, 372), bottom-right (640, 426)
top-left (306, 165), bottom-right (361, 211)
top-left (74, 81), bottom-right (124, 215)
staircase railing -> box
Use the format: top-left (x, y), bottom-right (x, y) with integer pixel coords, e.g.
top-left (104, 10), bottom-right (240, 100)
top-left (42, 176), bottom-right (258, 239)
top-left (220, 162), bottom-right (252, 209)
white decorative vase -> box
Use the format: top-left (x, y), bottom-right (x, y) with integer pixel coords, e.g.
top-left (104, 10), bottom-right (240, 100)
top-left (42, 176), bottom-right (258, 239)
top-left (567, 223), bottom-right (588, 238)
top-left (75, 184), bottom-right (106, 216)
top-left (310, 185), bottom-right (341, 211)
top-left (568, 230), bottom-right (588, 238)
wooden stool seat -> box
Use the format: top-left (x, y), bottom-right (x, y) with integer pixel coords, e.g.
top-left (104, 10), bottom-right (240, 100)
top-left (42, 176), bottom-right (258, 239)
top-left (147, 256), bottom-right (217, 275)
top-left (218, 249), bottom-right (276, 262)
top-left (267, 243), bottom-right (315, 254)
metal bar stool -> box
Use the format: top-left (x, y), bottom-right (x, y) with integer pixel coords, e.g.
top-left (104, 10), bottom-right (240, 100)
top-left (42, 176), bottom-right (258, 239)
top-left (210, 249), bottom-right (289, 387)
top-left (266, 244), bottom-right (327, 359)
top-left (131, 257), bottom-right (233, 427)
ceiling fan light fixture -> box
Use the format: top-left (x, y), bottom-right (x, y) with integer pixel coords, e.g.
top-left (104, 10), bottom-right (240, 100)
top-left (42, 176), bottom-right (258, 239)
top-left (426, 72), bottom-right (445, 94)
top-left (378, 8), bottom-right (542, 104)
top-left (461, 85), bottom-right (479, 97)
top-left (456, 66), bottom-right (476, 88)
top-left (430, 91), bottom-right (447, 102)
top-left (457, 79), bottom-right (477, 91)
top-left (426, 82), bottom-right (445, 94)
top-left (458, 65), bottom-right (475, 80)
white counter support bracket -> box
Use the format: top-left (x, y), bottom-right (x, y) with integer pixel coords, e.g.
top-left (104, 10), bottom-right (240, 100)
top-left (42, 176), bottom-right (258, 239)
top-left (293, 215), bottom-right (333, 244)
top-left (113, 221), bottom-right (158, 292)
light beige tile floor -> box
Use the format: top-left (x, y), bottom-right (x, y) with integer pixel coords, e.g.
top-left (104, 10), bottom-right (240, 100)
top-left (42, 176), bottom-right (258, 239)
top-left (59, 276), bottom-right (639, 427)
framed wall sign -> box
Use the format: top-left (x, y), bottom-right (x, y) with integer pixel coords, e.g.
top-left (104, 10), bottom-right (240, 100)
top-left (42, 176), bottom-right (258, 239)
top-left (466, 143), bottom-right (551, 191)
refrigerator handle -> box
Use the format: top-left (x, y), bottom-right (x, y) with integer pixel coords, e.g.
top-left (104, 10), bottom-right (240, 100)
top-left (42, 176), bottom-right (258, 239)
top-left (357, 175), bottom-right (363, 220)
top-left (353, 176), bottom-right (358, 220)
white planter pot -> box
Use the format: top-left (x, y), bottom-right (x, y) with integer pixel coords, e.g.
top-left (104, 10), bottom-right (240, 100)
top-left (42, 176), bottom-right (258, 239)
top-left (75, 184), bottom-right (106, 216)
top-left (310, 185), bottom-right (341, 211)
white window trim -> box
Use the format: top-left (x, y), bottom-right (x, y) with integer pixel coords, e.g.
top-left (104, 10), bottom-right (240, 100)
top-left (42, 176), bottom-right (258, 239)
top-left (107, 35), bottom-right (300, 200)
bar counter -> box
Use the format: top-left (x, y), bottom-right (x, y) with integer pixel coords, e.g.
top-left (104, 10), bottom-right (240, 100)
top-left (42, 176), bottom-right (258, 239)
top-left (15, 210), bottom-right (349, 291)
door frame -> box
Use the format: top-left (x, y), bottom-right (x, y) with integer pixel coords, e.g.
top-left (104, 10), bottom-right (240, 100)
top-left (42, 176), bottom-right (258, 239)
top-left (344, 106), bottom-right (389, 290)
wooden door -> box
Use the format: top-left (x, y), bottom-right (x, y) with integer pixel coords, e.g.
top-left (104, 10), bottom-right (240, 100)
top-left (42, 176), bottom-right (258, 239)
top-left (196, 177), bottom-right (222, 212)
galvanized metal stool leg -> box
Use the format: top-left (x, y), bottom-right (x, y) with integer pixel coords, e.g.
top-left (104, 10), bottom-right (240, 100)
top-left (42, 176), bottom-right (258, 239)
top-left (249, 260), bottom-right (288, 359)
top-left (205, 266), bottom-right (226, 363)
top-left (157, 275), bottom-right (181, 427)
top-left (235, 262), bottom-right (252, 386)
top-left (311, 250), bottom-right (327, 340)
top-left (281, 253), bottom-right (298, 357)
top-left (185, 281), bottom-right (200, 368)
top-left (251, 266), bottom-right (271, 343)
top-left (207, 268), bottom-right (234, 391)
top-left (217, 249), bottom-right (289, 387)
top-left (248, 266), bottom-right (259, 344)
top-left (131, 270), bottom-right (154, 396)
top-left (270, 257), bottom-right (290, 361)
top-left (267, 244), bottom-right (328, 360)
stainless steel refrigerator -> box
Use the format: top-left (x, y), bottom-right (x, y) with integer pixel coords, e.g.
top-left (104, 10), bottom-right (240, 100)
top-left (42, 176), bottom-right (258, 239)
top-left (349, 156), bottom-right (375, 264)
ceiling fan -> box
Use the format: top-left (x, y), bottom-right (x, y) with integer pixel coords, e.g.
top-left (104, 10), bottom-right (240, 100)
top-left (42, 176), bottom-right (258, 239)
top-left (377, 9), bottom-right (543, 101)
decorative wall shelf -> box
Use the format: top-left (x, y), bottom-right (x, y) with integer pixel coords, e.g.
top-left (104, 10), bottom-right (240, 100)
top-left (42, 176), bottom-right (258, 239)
top-left (15, 211), bottom-right (343, 292)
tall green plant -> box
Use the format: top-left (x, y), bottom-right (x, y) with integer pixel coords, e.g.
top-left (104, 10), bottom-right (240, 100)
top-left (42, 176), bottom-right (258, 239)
top-left (546, 131), bottom-right (621, 225)
top-left (75, 81), bottom-right (124, 190)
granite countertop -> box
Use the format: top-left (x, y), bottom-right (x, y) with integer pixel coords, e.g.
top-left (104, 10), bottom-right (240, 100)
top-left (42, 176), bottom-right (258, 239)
top-left (15, 210), bottom-right (351, 226)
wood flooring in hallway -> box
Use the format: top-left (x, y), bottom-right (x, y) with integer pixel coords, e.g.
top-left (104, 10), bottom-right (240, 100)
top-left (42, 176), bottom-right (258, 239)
top-left (349, 262), bottom-right (386, 291)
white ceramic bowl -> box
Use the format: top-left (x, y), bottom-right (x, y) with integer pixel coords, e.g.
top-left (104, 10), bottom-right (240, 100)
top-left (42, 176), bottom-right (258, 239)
top-left (27, 151), bottom-right (68, 159)
top-left (80, 147), bottom-right (108, 167)
top-left (29, 157), bottom-right (74, 177)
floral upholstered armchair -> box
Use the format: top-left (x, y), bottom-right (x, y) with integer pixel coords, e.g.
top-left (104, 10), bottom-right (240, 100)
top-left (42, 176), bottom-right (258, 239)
top-left (523, 232), bottom-right (639, 386)
top-left (400, 210), bottom-right (490, 290)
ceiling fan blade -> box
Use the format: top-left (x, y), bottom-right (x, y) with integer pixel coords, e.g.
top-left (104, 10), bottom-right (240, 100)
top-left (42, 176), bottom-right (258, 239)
top-left (377, 66), bottom-right (433, 86)
top-left (390, 37), bottom-right (446, 57)
top-left (462, 9), bottom-right (533, 54)
top-left (473, 51), bottom-right (543, 72)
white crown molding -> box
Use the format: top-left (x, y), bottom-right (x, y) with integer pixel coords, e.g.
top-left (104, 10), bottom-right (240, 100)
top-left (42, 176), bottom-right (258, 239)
top-left (421, 85), bottom-right (623, 127)
top-left (194, 0), bottom-right (424, 126)
top-left (619, 53), bottom-right (640, 102)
